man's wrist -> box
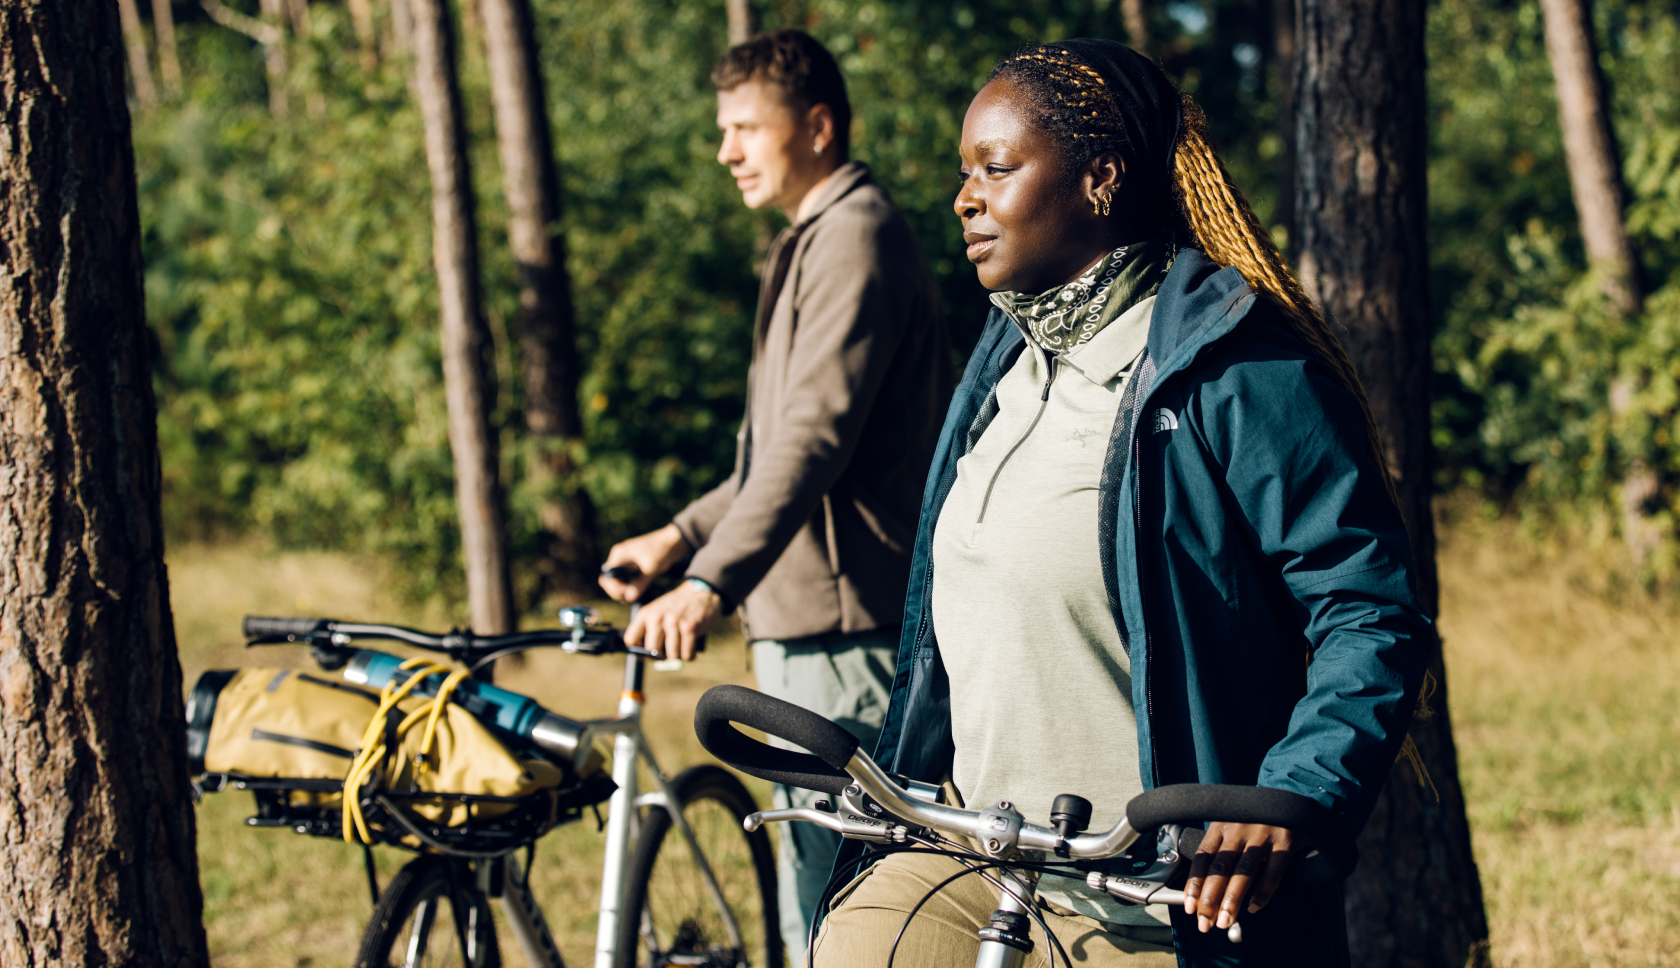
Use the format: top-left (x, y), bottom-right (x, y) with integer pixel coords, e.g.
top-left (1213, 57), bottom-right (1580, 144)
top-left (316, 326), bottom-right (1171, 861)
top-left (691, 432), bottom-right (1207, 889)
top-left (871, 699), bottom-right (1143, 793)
top-left (683, 575), bottom-right (732, 611)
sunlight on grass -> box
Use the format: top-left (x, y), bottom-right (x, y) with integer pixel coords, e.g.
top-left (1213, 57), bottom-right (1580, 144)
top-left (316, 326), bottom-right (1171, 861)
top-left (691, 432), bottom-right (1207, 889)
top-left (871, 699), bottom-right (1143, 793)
top-left (172, 540), bottom-right (767, 966)
top-left (173, 521), bottom-right (1680, 966)
top-left (1438, 513), bottom-right (1680, 968)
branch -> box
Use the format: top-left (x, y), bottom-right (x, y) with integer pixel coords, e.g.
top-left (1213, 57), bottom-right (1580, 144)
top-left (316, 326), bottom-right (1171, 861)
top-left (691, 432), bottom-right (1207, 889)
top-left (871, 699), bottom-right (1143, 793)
top-left (200, 0), bottom-right (282, 44)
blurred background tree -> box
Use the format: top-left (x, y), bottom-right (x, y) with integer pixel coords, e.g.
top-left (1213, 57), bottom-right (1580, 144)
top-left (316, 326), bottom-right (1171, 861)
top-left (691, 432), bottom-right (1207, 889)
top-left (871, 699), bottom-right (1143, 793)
top-left (128, 0), bottom-right (1680, 608)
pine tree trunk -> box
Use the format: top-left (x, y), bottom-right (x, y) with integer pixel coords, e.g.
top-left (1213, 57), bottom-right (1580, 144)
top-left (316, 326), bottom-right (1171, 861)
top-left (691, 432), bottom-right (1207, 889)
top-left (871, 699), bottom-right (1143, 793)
top-left (479, 0), bottom-right (598, 594)
top-left (348, 0), bottom-right (377, 68)
top-left (0, 0), bottom-right (210, 964)
top-left (1539, 0), bottom-right (1641, 314)
top-left (1294, 0), bottom-right (1491, 964)
top-left (411, 0), bottom-right (516, 634)
top-left (151, 0), bottom-right (182, 95)
top-left (116, 0), bottom-right (158, 107)
top-left (1270, 0), bottom-right (1295, 254)
top-left (259, 0), bottom-right (288, 117)
top-left (1121, 0), bottom-right (1149, 54)
top-left (727, 0), bottom-right (755, 45)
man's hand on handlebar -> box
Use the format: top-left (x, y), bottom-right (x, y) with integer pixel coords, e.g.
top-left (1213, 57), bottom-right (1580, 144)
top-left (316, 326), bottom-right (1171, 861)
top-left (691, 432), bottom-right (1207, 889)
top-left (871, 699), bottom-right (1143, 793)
top-left (625, 580), bottom-right (721, 661)
top-left (1183, 822), bottom-right (1296, 934)
top-left (599, 524), bottom-right (691, 603)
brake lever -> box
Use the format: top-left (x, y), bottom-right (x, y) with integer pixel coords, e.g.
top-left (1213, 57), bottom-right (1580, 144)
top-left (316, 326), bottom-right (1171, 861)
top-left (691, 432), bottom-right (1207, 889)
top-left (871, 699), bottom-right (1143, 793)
top-left (743, 784), bottom-right (924, 845)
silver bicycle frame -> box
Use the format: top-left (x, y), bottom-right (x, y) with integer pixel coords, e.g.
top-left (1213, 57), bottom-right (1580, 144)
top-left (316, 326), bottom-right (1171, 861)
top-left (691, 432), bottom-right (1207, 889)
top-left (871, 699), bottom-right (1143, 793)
top-left (589, 668), bottom-right (746, 968)
top-left (483, 654), bottom-right (747, 968)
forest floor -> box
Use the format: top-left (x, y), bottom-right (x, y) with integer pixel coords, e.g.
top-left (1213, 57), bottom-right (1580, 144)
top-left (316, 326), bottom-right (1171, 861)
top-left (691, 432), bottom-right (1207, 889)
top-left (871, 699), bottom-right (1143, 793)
top-left (174, 511), bottom-right (1679, 968)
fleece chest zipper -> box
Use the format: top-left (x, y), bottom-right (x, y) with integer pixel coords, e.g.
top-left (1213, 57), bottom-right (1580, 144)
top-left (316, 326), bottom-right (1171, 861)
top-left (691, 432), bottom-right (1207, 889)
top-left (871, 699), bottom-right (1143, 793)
top-left (975, 348), bottom-right (1057, 524)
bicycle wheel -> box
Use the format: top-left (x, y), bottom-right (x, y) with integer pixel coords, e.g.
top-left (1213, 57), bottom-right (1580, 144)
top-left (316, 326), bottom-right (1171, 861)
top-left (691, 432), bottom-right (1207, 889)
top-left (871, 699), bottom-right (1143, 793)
top-left (615, 764), bottom-right (782, 968)
top-left (356, 854), bottom-right (501, 968)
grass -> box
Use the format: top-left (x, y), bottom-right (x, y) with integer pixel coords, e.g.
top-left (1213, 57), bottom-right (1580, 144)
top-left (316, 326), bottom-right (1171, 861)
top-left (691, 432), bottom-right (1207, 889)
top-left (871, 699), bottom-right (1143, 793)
top-left (172, 516), bottom-right (1680, 967)
top-left (1435, 512), bottom-right (1680, 968)
top-left (171, 543), bottom-right (766, 967)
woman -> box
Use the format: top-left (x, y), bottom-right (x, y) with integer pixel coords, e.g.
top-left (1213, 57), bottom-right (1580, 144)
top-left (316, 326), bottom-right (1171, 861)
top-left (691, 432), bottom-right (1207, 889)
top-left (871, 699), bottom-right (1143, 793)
top-left (811, 40), bottom-right (1427, 967)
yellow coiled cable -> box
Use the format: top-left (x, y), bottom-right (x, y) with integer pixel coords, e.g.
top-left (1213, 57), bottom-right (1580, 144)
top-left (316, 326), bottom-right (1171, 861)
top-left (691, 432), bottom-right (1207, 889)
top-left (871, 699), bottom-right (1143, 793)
top-left (341, 657), bottom-right (472, 845)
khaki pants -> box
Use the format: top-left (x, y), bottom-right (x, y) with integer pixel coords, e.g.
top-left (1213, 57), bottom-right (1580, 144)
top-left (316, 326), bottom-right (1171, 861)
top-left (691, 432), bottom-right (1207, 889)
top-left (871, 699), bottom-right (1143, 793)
top-left (752, 631), bottom-right (900, 964)
top-left (812, 852), bottom-right (1178, 968)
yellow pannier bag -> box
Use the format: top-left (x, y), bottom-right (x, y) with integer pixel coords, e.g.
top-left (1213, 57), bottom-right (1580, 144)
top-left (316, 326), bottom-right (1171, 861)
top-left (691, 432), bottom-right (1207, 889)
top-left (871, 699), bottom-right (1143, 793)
top-left (194, 667), bottom-right (565, 826)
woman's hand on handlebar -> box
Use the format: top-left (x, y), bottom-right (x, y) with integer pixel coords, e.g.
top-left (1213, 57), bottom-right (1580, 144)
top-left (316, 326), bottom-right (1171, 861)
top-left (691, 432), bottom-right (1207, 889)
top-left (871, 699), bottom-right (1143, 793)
top-left (1182, 822), bottom-right (1296, 934)
top-left (599, 524), bottom-right (691, 602)
top-left (625, 581), bottom-right (721, 661)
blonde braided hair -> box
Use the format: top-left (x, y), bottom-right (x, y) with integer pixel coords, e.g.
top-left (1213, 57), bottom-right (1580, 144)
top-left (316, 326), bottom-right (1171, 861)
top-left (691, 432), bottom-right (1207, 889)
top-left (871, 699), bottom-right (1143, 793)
top-left (991, 45), bottom-right (1398, 507)
top-left (1171, 96), bottom-right (1400, 509)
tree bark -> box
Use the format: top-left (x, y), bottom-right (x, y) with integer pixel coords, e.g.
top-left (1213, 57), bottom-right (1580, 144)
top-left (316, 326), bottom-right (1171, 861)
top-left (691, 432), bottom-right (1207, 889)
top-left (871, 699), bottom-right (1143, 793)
top-left (258, 0), bottom-right (289, 117)
top-left (0, 0), bottom-right (210, 965)
top-left (1539, 0), bottom-right (1641, 314)
top-left (1121, 0), bottom-right (1149, 55)
top-left (387, 0), bottom-right (414, 56)
top-left (1294, 0), bottom-right (1491, 965)
top-left (347, 0), bottom-right (378, 68)
top-left (479, 0), bottom-right (598, 594)
top-left (727, 0), bottom-right (755, 45)
top-left (1270, 0), bottom-right (1295, 254)
top-left (411, 0), bottom-right (516, 634)
top-left (150, 0), bottom-right (182, 95)
top-left (116, 0), bottom-right (157, 107)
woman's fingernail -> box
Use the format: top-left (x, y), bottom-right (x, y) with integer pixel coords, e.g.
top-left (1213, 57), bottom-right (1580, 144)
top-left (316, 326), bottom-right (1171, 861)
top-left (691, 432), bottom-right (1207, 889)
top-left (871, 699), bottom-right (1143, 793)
top-left (1248, 901), bottom-right (1260, 913)
top-left (1198, 915), bottom-right (1211, 933)
top-left (1216, 911), bottom-right (1232, 929)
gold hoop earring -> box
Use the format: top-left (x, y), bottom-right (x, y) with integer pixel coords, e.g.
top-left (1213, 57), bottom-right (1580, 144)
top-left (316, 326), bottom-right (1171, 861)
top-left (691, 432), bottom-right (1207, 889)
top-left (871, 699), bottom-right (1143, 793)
top-left (1098, 193), bottom-right (1112, 218)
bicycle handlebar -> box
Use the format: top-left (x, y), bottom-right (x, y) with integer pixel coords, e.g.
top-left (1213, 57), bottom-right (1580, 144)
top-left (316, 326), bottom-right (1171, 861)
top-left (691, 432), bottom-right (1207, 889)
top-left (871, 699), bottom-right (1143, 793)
top-left (694, 684), bottom-right (1356, 878)
top-left (242, 615), bottom-right (660, 658)
top-left (693, 685), bottom-right (858, 796)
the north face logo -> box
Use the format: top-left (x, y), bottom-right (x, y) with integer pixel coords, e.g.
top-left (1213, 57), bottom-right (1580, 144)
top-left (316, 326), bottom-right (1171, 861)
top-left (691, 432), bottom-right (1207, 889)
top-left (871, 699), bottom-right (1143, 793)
top-left (1151, 408), bottom-right (1178, 433)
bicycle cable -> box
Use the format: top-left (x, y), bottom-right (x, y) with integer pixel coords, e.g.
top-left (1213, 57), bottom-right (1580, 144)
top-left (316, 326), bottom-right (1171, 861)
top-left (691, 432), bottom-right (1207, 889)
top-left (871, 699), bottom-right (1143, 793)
top-left (899, 832), bottom-right (1073, 968)
top-left (881, 854), bottom-right (1063, 968)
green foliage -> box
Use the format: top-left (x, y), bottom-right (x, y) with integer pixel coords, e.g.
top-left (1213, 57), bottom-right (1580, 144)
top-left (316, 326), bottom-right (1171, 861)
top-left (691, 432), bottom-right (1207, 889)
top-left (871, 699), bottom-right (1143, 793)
top-left (139, 0), bottom-right (1680, 594)
top-left (1428, 0), bottom-right (1680, 573)
top-left (141, 14), bottom-right (469, 594)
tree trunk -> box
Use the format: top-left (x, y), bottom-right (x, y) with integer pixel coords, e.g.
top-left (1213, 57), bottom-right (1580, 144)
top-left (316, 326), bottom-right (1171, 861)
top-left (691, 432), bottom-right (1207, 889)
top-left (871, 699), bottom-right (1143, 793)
top-left (1294, 0), bottom-right (1491, 965)
top-left (116, 0), bottom-right (158, 107)
top-left (1121, 0), bottom-right (1149, 55)
top-left (727, 0), bottom-right (755, 45)
top-left (1539, 0), bottom-right (1640, 314)
top-left (479, 0), bottom-right (598, 595)
top-left (286, 0), bottom-right (310, 37)
top-left (259, 0), bottom-right (288, 117)
top-left (151, 0), bottom-right (182, 95)
top-left (411, 0), bottom-right (516, 634)
top-left (1270, 0), bottom-right (1295, 254)
top-left (387, 0), bottom-right (414, 56)
top-left (0, 0), bottom-right (210, 964)
top-left (348, 0), bottom-right (378, 68)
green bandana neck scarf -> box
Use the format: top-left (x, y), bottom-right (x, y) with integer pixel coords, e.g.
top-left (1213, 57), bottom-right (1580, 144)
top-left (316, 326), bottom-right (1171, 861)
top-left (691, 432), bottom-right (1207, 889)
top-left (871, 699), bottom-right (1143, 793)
top-left (992, 238), bottom-right (1171, 354)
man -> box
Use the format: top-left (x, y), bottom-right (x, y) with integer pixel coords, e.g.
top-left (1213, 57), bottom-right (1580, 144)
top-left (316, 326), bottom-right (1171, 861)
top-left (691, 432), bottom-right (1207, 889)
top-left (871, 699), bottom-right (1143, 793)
top-left (599, 28), bottom-right (950, 963)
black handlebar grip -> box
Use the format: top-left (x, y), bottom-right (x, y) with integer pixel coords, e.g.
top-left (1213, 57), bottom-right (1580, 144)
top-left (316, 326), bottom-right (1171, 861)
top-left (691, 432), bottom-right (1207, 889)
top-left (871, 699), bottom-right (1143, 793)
top-left (242, 616), bottom-right (329, 640)
top-left (1127, 784), bottom-right (1358, 881)
top-left (600, 564), bottom-right (641, 582)
top-left (694, 685), bottom-right (858, 796)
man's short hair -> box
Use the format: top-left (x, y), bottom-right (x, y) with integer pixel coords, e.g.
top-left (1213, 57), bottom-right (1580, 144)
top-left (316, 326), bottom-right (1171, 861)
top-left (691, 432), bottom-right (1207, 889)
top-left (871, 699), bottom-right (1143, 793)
top-left (713, 29), bottom-right (852, 160)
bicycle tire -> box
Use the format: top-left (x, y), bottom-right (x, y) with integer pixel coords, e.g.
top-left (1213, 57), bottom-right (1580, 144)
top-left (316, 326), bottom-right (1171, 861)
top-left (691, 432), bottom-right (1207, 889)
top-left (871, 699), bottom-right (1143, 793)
top-left (614, 764), bottom-right (782, 968)
top-left (355, 854), bottom-right (501, 968)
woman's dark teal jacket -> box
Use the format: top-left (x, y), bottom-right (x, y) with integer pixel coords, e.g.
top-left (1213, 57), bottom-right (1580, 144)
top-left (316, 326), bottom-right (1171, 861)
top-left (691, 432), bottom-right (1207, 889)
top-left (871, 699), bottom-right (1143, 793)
top-left (869, 249), bottom-right (1430, 966)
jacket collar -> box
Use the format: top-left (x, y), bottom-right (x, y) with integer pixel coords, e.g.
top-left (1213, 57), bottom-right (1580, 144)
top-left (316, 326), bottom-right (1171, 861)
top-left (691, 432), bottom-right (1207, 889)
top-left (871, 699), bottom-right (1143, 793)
top-left (1144, 248), bottom-right (1260, 389)
top-left (792, 161), bottom-right (873, 228)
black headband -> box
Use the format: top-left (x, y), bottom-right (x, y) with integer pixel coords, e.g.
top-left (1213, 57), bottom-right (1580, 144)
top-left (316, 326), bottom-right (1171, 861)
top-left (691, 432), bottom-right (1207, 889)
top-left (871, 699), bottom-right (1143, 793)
top-left (1040, 39), bottom-right (1183, 222)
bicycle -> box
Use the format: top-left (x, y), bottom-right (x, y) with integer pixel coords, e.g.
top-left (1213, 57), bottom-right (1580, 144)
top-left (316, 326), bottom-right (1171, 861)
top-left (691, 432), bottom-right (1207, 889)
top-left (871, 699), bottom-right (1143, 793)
top-left (187, 608), bottom-right (783, 968)
top-left (692, 684), bottom-right (1358, 968)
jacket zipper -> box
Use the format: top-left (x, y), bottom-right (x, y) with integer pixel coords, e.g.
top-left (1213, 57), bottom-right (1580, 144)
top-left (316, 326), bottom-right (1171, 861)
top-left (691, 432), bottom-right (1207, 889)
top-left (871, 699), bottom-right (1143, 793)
top-left (976, 349), bottom-right (1057, 524)
top-left (1134, 418), bottom-right (1161, 788)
